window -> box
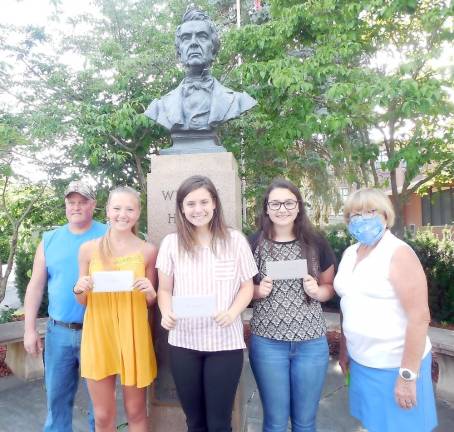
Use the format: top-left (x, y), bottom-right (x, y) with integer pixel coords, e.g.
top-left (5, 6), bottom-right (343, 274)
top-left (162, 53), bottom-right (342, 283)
top-left (340, 187), bottom-right (349, 202)
top-left (422, 188), bottom-right (454, 226)
top-left (374, 149), bottom-right (388, 169)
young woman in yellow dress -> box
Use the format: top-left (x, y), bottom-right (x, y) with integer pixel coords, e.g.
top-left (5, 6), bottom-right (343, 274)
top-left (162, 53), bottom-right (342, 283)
top-left (73, 186), bottom-right (158, 432)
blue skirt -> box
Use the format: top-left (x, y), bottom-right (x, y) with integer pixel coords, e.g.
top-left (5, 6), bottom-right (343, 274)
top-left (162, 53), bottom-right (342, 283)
top-left (349, 353), bottom-right (437, 432)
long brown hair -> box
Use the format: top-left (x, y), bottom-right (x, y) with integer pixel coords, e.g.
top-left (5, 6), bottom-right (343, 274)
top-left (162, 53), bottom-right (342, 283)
top-left (257, 178), bottom-right (325, 268)
top-left (99, 186), bottom-right (141, 268)
top-left (175, 175), bottom-right (229, 255)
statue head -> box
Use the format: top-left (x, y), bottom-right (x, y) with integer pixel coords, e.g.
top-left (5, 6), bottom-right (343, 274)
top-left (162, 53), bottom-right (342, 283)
top-left (175, 8), bottom-right (221, 69)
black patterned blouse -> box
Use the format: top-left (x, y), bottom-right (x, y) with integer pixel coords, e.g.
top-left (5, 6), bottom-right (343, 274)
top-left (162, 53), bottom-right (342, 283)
top-left (249, 234), bottom-right (335, 341)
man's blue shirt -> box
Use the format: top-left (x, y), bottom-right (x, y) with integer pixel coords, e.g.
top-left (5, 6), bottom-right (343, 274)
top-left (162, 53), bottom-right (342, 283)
top-left (43, 221), bottom-right (106, 323)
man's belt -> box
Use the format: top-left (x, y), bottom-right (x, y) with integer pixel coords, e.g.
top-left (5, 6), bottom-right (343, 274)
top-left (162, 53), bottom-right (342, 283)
top-left (51, 318), bottom-right (83, 330)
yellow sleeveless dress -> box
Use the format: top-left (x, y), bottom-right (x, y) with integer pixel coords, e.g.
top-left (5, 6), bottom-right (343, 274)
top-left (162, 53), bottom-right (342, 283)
top-left (80, 252), bottom-right (157, 388)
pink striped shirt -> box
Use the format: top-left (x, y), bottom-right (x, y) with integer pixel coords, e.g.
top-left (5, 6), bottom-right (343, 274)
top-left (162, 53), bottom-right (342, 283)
top-left (156, 229), bottom-right (258, 351)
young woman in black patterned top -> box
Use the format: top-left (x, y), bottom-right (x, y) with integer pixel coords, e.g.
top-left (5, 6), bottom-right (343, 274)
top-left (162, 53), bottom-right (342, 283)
top-left (248, 178), bottom-right (335, 432)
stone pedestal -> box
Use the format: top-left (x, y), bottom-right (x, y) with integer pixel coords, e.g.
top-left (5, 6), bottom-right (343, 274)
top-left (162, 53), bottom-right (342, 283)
top-left (147, 152), bottom-right (241, 244)
top-left (1, 318), bottom-right (47, 381)
top-left (160, 131), bottom-right (226, 155)
top-left (147, 152), bottom-right (243, 431)
top-left (5, 341), bottom-right (44, 381)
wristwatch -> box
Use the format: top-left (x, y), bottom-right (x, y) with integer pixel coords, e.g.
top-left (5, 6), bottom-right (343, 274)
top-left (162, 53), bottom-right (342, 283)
top-left (399, 367), bottom-right (418, 381)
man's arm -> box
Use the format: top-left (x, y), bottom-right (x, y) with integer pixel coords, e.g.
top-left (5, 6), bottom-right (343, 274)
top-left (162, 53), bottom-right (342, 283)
top-left (23, 241), bottom-right (47, 356)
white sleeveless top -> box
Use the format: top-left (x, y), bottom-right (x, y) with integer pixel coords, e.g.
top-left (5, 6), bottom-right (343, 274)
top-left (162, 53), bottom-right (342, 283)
top-left (334, 230), bottom-right (431, 368)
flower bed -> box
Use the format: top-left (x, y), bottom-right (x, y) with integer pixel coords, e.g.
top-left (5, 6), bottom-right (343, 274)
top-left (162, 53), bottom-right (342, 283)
top-left (0, 345), bottom-right (12, 377)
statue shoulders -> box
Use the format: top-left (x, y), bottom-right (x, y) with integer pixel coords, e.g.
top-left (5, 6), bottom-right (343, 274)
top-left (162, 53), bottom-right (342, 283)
top-left (144, 83), bottom-right (185, 130)
top-left (210, 78), bottom-right (257, 123)
top-left (147, 83), bottom-right (184, 109)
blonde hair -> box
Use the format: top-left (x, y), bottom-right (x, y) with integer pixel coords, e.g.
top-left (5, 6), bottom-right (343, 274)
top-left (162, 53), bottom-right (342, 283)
top-left (343, 188), bottom-right (395, 227)
top-left (99, 186), bottom-right (141, 268)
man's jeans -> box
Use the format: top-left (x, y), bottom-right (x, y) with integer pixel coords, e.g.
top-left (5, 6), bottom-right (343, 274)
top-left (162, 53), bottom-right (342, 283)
top-left (43, 320), bottom-right (94, 432)
top-left (249, 334), bottom-right (329, 432)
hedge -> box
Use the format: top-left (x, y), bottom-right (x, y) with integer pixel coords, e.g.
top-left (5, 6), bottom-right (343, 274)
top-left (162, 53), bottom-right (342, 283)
top-left (12, 225), bottom-right (454, 324)
top-left (322, 226), bottom-right (454, 324)
top-left (405, 229), bottom-right (454, 324)
top-left (15, 238), bottom-right (48, 317)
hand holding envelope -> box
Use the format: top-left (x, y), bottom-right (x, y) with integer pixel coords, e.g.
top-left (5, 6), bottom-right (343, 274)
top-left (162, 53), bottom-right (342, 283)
top-left (132, 277), bottom-right (157, 304)
top-left (302, 275), bottom-right (320, 300)
top-left (256, 276), bottom-right (273, 299)
top-left (171, 295), bottom-right (236, 328)
top-left (74, 275), bottom-right (93, 295)
top-left (92, 271), bottom-right (134, 292)
top-left (172, 295), bottom-right (216, 319)
top-left (261, 259), bottom-right (313, 299)
top-left (266, 259), bottom-right (308, 280)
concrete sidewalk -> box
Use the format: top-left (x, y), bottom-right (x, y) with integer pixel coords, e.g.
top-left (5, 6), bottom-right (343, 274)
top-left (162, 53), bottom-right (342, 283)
top-left (245, 357), bottom-right (454, 432)
top-left (0, 356), bottom-right (453, 432)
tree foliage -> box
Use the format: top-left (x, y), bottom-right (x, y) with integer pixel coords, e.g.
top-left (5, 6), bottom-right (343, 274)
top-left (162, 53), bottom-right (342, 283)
top-left (1, 0), bottom-right (453, 237)
top-left (220, 0), bottom-right (454, 232)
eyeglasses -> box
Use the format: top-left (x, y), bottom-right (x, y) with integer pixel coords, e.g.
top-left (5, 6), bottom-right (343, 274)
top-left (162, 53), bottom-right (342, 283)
top-left (350, 209), bottom-right (378, 220)
top-left (267, 200), bottom-right (298, 211)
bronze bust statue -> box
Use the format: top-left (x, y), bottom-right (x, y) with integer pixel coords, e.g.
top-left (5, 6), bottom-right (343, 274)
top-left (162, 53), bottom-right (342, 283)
top-left (144, 8), bottom-right (256, 154)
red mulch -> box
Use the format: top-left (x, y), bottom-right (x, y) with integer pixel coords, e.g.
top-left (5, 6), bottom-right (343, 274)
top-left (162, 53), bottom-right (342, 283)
top-left (0, 345), bottom-right (12, 377)
top-left (327, 331), bottom-right (340, 356)
top-left (0, 314), bottom-right (23, 378)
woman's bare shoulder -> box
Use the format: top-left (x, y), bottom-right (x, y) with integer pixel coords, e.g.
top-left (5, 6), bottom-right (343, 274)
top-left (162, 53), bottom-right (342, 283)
top-left (139, 239), bottom-right (158, 258)
top-left (79, 238), bottom-right (100, 261)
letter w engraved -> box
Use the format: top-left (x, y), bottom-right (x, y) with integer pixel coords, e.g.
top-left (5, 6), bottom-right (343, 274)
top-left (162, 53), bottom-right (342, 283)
top-left (162, 190), bottom-right (176, 201)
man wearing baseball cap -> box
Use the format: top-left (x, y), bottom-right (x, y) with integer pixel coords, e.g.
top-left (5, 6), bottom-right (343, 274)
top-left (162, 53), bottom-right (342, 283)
top-left (24, 180), bottom-right (107, 432)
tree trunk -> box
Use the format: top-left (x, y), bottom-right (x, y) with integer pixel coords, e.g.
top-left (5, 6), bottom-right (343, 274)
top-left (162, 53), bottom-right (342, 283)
top-left (392, 196), bottom-right (405, 239)
top-left (0, 224), bottom-right (19, 304)
top-left (134, 153), bottom-right (147, 194)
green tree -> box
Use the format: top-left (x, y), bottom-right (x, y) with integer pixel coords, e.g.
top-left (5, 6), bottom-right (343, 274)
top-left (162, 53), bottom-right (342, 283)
top-left (220, 0), bottom-right (454, 232)
top-left (0, 112), bottom-right (64, 301)
top-left (2, 0), bottom-right (452, 236)
top-left (0, 118), bottom-right (47, 302)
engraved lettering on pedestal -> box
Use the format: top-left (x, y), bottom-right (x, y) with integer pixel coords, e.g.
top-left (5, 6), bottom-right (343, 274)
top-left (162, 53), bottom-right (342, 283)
top-left (162, 190), bottom-right (176, 200)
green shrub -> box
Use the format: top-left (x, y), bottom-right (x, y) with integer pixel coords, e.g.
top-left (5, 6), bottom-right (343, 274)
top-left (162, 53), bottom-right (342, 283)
top-left (0, 225), bottom-right (11, 264)
top-left (0, 307), bottom-right (18, 324)
top-left (0, 238), bottom-right (9, 264)
top-left (323, 224), bottom-right (356, 265)
top-left (405, 229), bottom-right (454, 323)
top-left (15, 238), bottom-right (48, 317)
top-left (322, 225), bottom-right (454, 324)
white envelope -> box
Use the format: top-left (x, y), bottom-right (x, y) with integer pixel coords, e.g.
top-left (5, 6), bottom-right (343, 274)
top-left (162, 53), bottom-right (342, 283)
top-left (172, 295), bottom-right (216, 319)
top-left (92, 270), bottom-right (134, 292)
top-left (266, 259), bottom-right (308, 280)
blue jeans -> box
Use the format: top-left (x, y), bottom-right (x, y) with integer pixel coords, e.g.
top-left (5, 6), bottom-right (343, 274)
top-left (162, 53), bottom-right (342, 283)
top-left (43, 320), bottom-right (94, 432)
top-left (249, 334), bottom-right (329, 432)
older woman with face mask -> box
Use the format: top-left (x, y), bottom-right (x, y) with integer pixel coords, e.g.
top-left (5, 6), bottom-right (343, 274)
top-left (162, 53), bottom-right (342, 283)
top-left (334, 188), bottom-right (437, 432)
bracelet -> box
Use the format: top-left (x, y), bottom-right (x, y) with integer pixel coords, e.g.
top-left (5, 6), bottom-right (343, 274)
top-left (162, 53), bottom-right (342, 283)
top-left (72, 285), bottom-right (83, 295)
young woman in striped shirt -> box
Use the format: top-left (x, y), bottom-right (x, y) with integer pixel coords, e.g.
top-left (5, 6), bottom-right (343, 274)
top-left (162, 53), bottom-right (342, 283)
top-left (156, 175), bottom-right (257, 432)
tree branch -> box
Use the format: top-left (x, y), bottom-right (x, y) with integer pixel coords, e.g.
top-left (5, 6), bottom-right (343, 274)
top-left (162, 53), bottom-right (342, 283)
top-left (109, 134), bottom-right (138, 152)
top-left (0, 175), bottom-right (15, 227)
top-left (407, 160), bottom-right (452, 195)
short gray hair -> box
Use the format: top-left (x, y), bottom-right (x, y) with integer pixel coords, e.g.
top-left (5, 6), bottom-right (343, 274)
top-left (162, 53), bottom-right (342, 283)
top-left (343, 188), bottom-right (396, 227)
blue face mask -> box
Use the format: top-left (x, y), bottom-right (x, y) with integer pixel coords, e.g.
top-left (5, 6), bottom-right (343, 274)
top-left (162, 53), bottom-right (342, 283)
top-left (348, 215), bottom-right (386, 246)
